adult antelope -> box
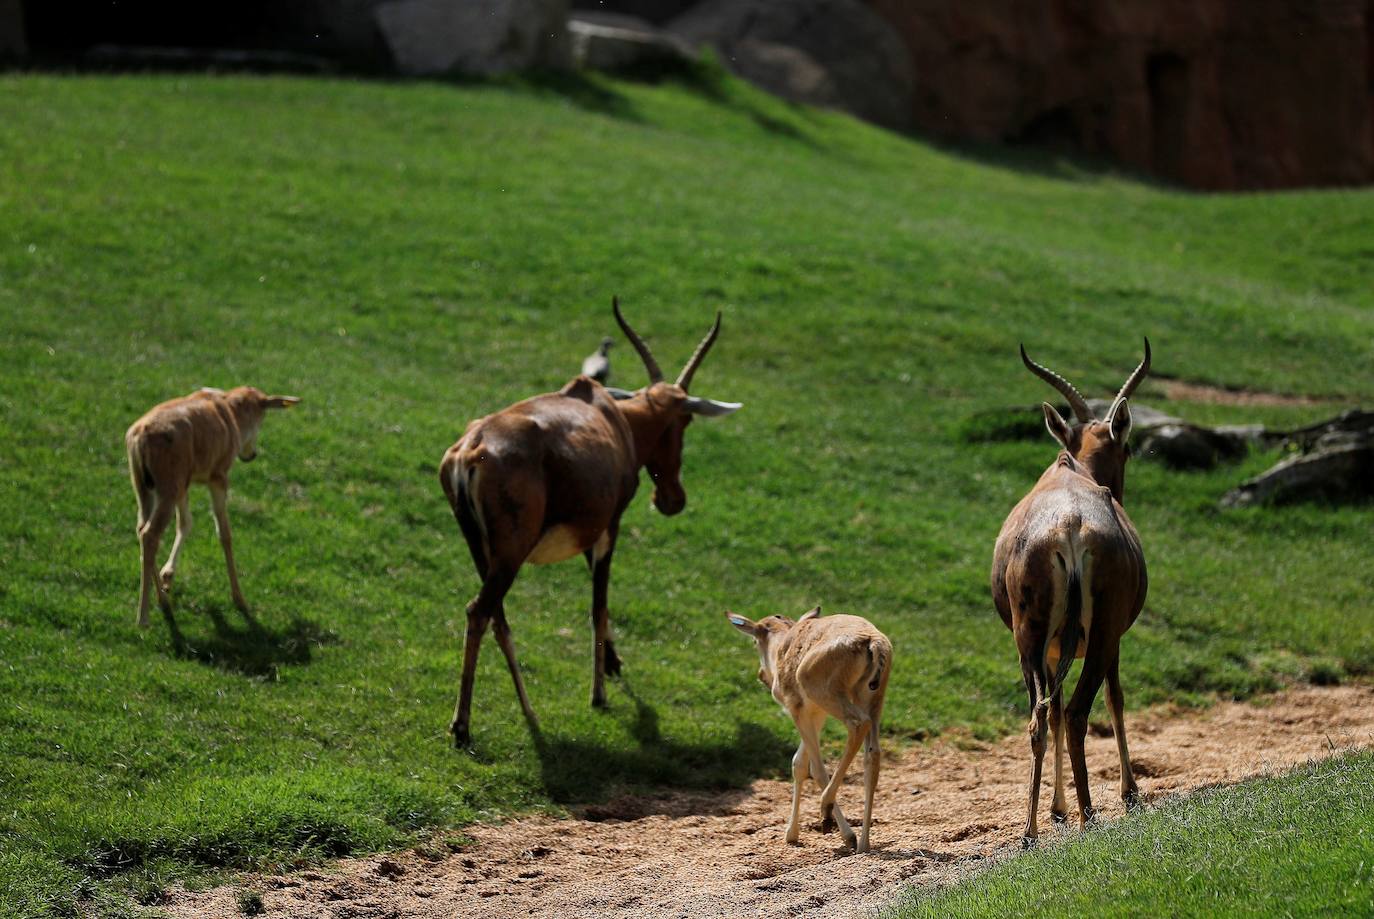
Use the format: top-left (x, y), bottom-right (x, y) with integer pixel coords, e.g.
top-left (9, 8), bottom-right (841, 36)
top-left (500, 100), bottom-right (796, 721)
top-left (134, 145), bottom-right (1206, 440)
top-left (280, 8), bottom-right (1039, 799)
top-left (990, 339), bottom-right (1150, 846)
top-left (439, 299), bottom-right (741, 746)
top-left (126, 386), bottom-right (300, 627)
top-left (727, 606), bottom-right (891, 853)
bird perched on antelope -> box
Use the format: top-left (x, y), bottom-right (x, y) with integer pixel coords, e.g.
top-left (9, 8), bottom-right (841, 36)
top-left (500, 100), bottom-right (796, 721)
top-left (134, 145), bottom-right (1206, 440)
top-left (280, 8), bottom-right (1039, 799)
top-left (727, 606), bottom-right (891, 853)
top-left (581, 336), bottom-right (614, 383)
top-left (125, 386), bottom-right (300, 627)
top-left (991, 339), bottom-right (1150, 846)
top-left (439, 297), bottom-right (741, 746)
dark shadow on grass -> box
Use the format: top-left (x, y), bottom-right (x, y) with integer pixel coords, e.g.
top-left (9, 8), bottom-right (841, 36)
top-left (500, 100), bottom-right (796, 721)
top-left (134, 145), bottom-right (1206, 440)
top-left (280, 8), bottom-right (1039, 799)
top-left (524, 674), bottom-right (791, 813)
top-left (162, 602), bottom-right (338, 678)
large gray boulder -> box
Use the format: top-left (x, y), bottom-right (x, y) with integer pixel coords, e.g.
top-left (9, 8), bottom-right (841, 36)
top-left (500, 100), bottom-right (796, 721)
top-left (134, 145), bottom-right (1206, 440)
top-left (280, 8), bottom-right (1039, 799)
top-left (374, 0), bottom-right (570, 76)
top-left (666, 0), bottom-right (915, 129)
top-left (1222, 410), bottom-right (1374, 507)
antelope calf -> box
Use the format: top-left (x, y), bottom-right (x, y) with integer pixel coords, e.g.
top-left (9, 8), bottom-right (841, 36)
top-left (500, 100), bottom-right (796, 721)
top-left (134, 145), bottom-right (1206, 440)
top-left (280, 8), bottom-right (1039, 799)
top-left (727, 606), bottom-right (891, 853)
top-left (991, 340), bottom-right (1150, 845)
top-left (125, 386), bottom-right (300, 627)
top-left (439, 299), bottom-right (741, 746)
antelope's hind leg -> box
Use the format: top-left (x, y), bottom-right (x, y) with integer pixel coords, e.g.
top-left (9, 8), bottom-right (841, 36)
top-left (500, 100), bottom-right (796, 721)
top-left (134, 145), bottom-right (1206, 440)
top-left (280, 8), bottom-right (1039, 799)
top-left (450, 567), bottom-right (516, 747)
top-left (1105, 653), bottom-right (1140, 808)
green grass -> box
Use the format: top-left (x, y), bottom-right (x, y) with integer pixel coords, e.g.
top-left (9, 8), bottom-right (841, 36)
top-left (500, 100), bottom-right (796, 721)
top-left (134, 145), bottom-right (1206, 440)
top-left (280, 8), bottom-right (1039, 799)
top-left (886, 750), bottom-right (1374, 918)
top-left (0, 65), bottom-right (1372, 915)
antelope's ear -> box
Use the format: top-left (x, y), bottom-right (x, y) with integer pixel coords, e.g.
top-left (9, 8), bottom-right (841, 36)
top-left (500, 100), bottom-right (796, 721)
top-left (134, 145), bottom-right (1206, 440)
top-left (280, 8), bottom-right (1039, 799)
top-left (1042, 402), bottom-right (1071, 450)
top-left (1110, 400), bottom-right (1133, 443)
top-left (683, 396), bottom-right (742, 417)
top-left (265, 395), bottom-right (301, 409)
top-left (725, 611), bottom-right (758, 636)
top-left (799, 606), bottom-right (821, 622)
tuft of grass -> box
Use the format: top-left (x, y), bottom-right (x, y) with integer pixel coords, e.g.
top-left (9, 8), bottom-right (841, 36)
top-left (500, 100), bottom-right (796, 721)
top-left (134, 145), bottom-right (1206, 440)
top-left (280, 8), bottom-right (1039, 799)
top-left (0, 71), bottom-right (1371, 914)
top-left (884, 751), bottom-right (1374, 918)
top-left (235, 889), bottom-right (265, 916)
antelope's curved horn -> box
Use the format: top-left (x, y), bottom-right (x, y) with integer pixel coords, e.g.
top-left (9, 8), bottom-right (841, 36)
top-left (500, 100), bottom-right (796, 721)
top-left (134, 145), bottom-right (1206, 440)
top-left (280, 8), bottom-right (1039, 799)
top-left (1105, 337), bottom-right (1152, 424)
top-left (612, 296), bottom-right (663, 384)
top-left (1020, 344), bottom-right (1092, 423)
top-left (676, 311), bottom-right (722, 392)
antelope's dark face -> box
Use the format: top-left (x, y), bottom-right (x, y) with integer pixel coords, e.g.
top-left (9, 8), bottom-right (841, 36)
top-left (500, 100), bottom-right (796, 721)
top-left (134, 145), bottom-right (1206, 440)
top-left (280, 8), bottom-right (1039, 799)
top-left (609, 298), bottom-right (741, 515)
top-left (1021, 339), bottom-right (1151, 504)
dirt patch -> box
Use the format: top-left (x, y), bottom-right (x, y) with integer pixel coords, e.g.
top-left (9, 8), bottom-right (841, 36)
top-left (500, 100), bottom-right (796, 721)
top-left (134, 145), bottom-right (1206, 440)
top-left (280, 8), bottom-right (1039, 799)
top-left (1155, 378), bottom-right (1338, 407)
top-left (164, 685), bottom-right (1374, 919)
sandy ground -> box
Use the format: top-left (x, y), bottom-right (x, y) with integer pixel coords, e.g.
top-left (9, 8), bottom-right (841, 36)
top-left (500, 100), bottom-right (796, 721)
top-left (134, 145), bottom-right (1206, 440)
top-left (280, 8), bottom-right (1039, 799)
top-left (165, 684), bottom-right (1374, 919)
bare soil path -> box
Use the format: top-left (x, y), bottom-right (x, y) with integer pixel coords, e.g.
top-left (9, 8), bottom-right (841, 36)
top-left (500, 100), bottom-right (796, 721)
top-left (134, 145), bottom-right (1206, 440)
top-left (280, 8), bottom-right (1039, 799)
top-left (166, 685), bottom-right (1374, 919)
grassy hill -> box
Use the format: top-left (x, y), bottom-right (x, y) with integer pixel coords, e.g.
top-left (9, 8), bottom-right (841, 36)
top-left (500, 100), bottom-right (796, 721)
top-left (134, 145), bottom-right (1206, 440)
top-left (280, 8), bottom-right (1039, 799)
top-left (1, 66), bottom-right (1371, 915)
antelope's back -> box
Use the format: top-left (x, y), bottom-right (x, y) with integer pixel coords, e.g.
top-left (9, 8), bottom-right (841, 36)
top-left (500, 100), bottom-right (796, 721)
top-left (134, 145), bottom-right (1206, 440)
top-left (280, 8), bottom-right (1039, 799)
top-left (992, 463), bottom-right (1147, 631)
top-left (125, 390), bottom-right (239, 484)
top-left (440, 379), bottom-right (638, 533)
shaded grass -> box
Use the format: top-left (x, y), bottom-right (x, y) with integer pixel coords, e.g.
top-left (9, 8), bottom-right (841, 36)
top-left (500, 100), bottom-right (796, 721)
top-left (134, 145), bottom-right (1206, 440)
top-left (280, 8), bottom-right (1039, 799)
top-left (0, 69), bottom-right (1371, 915)
top-left (885, 750), bottom-right (1374, 918)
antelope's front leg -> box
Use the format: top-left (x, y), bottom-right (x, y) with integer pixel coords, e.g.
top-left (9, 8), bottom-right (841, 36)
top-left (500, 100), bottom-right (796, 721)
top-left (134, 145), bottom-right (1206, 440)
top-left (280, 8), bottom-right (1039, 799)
top-left (587, 535), bottom-right (617, 708)
top-left (786, 739), bottom-right (809, 844)
top-left (1049, 688), bottom-right (1069, 823)
top-left (796, 710), bottom-right (854, 847)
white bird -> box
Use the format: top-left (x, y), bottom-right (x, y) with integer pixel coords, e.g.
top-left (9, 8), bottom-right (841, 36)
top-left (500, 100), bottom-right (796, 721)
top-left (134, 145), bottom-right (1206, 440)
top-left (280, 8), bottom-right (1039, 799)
top-left (581, 336), bottom-right (614, 383)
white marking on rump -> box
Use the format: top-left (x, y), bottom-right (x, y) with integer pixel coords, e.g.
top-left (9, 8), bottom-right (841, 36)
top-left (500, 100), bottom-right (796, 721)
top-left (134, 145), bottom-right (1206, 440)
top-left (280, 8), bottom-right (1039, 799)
top-left (526, 524), bottom-right (589, 565)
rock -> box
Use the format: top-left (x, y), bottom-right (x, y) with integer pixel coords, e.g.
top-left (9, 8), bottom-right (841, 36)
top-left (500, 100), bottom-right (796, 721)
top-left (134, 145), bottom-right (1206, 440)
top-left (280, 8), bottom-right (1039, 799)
top-left (1221, 442), bottom-right (1374, 508)
top-left (667, 0), bottom-right (915, 129)
top-left (374, 0), bottom-right (571, 76)
top-left (569, 12), bottom-right (692, 71)
top-left (1221, 409), bottom-right (1374, 507)
top-left (0, 0), bottom-right (25, 61)
top-left (864, 0), bottom-right (1374, 190)
top-left (1135, 423), bottom-right (1251, 470)
top-left (1281, 409), bottom-right (1374, 451)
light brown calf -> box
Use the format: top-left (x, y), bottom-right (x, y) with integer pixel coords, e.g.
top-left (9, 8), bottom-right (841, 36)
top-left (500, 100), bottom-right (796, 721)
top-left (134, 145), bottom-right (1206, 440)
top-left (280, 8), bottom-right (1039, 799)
top-left (727, 606), bottom-right (892, 853)
top-left (125, 386), bottom-right (299, 627)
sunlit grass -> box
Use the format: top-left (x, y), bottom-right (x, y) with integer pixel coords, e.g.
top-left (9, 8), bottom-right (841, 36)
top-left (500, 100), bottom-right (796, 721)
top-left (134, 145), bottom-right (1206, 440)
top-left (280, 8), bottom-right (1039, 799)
top-left (0, 67), bottom-right (1371, 915)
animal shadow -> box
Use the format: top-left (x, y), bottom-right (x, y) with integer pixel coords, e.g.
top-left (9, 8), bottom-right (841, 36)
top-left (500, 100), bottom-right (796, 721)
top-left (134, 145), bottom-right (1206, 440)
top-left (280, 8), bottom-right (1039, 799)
top-left (161, 602), bottom-right (338, 678)
top-left (527, 676), bottom-right (791, 811)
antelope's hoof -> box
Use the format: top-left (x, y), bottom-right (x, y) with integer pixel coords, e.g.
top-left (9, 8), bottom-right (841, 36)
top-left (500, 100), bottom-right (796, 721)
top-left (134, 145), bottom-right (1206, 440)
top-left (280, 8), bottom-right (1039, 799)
top-left (233, 596), bottom-right (250, 614)
top-left (159, 570), bottom-right (175, 591)
top-left (1050, 808), bottom-right (1069, 825)
top-left (1080, 807), bottom-right (1099, 829)
top-left (450, 722), bottom-right (471, 748)
top-left (820, 806), bottom-right (836, 834)
top-left (137, 614), bottom-right (151, 630)
top-left (1123, 787), bottom-right (1143, 811)
top-left (157, 595), bottom-right (173, 615)
top-left (1021, 835), bottom-right (1038, 850)
top-left (842, 831), bottom-right (858, 852)
top-left (785, 830), bottom-right (800, 846)
top-left (603, 642), bottom-right (622, 677)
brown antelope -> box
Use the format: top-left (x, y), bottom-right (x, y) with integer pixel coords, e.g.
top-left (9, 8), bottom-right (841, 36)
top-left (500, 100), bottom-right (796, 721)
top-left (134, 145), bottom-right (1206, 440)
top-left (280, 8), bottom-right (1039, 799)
top-left (991, 339), bottom-right (1150, 846)
top-left (125, 386), bottom-right (300, 628)
top-left (726, 606), bottom-right (892, 853)
top-left (439, 299), bottom-right (741, 746)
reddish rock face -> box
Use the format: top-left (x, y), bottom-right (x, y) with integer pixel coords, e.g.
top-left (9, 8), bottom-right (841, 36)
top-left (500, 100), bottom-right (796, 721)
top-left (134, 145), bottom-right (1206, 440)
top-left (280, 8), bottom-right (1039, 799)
top-left (866, 0), bottom-right (1374, 190)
